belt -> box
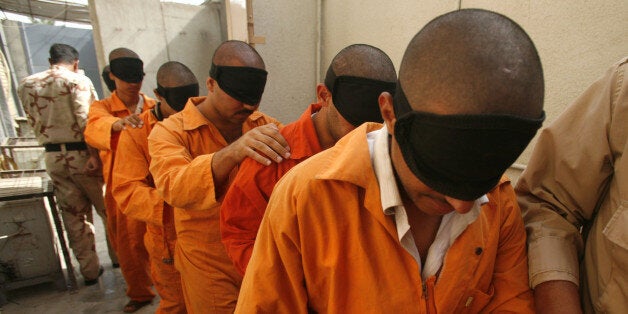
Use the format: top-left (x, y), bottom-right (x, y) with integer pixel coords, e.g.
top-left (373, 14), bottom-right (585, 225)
top-left (44, 142), bottom-right (88, 152)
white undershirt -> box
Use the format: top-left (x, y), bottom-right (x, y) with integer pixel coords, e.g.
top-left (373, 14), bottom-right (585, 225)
top-left (135, 96), bottom-right (144, 114)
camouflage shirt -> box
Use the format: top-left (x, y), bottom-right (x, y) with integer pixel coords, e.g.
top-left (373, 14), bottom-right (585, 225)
top-left (18, 65), bottom-right (98, 145)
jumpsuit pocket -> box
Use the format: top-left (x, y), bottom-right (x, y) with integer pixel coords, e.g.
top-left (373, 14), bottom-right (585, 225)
top-left (459, 284), bottom-right (494, 313)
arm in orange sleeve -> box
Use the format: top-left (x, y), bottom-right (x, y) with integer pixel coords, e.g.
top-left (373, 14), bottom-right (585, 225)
top-left (112, 128), bottom-right (164, 227)
top-left (84, 99), bottom-right (120, 151)
top-left (235, 177), bottom-right (309, 314)
top-left (221, 157), bottom-right (278, 275)
top-left (147, 122), bottom-right (219, 211)
top-left (481, 181), bottom-right (534, 313)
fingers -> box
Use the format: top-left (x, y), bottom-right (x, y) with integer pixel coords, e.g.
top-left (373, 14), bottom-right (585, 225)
top-left (247, 138), bottom-right (283, 165)
top-left (124, 114), bottom-right (144, 128)
top-left (240, 124), bottom-right (291, 166)
top-left (257, 124), bottom-right (290, 154)
top-left (243, 146), bottom-right (272, 166)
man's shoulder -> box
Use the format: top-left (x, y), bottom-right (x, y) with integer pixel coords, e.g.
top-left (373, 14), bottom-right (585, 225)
top-left (483, 175), bottom-right (518, 216)
top-left (273, 139), bottom-right (363, 195)
top-left (150, 111), bottom-right (184, 139)
top-left (119, 124), bottom-right (148, 151)
top-left (91, 96), bottom-right (114, 108)
top-left (51, 67), bottom-right (93, 85)
top-left (249, 111), bottom-right (281, 127)
top-left (20, 70), bottom-right (50, 86)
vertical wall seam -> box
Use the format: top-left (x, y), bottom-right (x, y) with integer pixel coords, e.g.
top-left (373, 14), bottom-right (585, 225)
top-left (159, 2), bottom-right (170, 61)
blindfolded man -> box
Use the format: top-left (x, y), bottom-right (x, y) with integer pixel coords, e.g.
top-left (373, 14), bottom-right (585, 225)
top-left (112, 61), bottom-right (199, 313)
top-left (84, 48), bottom-right (156, 312)
top-left (148, 40), bottom-right (289, 313)
top-left (220, 43), bottom-right (397, 276)
top-left (236, 9), bottom-right (545, 313)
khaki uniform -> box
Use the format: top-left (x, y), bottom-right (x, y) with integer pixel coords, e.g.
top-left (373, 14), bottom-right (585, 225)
top-left (17, 65), bottom-right (117, 279)
top-left (516, 57), bottom-right (628, 313)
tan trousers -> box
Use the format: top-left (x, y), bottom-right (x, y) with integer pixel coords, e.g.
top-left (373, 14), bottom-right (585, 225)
top-left (45, 149), bottom-right (117, 279)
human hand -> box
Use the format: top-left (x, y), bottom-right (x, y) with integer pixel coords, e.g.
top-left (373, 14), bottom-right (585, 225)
top-left (82, 155), bottom-right (102, 176)
top-left (112, 114), bottom-right (144, 131)
top-left (231, 123), bottom-right (290, 166)
top-left (123, 114), bottom-right (144, 128)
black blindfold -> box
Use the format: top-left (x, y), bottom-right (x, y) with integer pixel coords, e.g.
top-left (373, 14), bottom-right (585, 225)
top-left (209, 63), bottom-right (267, 105)
top-left (110, 57), bottom-right (145, 83)
top-left (393, 82), bottom-right (545, 200)
top-left (324, 67), bottom-right (395, 126)
top-left (156, 83), bottom-right (199, 112)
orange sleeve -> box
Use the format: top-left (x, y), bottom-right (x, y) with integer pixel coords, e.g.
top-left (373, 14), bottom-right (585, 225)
top-left (235, 173), bottom-right (309, 314)
top-left (221, 157), bottom-right (278, 275)
top-left (482, 182), bottom-right (534, 313)
top-left (84, 99), bottom-right (119, 151)
top-left (111, 127), bottom-right (164, 227)
top-left (148, 122), bottom-right (218, 211)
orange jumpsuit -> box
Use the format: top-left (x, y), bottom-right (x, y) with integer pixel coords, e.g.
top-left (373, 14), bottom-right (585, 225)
top-left (84, 91), bottom-right (155, 302)
top-left (148, 97), bottom-right (281, 314)
top-left (221, 103), bottom-right (322, 275)
top-left (112, 109), bottom-right (185, 314)
top-left (236, 123), bottom-right (534, 313)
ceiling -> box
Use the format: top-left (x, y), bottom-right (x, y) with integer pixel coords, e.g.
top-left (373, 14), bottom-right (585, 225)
top-left (0, 0), bottom-right (91, 24)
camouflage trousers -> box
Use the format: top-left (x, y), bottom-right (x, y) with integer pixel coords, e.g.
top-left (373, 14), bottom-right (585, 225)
top-left (44, 149), bottom-right (118, 279)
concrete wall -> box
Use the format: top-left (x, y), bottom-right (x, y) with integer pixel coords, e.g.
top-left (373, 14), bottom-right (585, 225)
top-left (1, 20), bottom-right (30, 83)
top-left (317, 0), bottom-right (628, 182)
top-left (85, 0), bottom-right (628, 179)
top-left (88, 0), bottom-right (224, 98)
top-left (252, 0), bottom-right (319, 123)
top-left (321, 1), bottom-right (457, 76)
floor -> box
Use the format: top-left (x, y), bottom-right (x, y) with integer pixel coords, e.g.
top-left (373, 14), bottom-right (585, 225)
top-left (0, 211), bottom-right (160, 314)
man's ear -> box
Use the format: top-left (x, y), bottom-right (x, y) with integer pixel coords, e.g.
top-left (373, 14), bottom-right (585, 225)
top-left (73, 60), bottom-right (79, 73)
top-left (153, 89), bottom-right (163, 101)
top-left (109, 72), bottom-right (116, 81)
top-left (379, 91), bottom-right (396, 134)
top-left (315, 83), bottom-right (331, 105)
top-left (206, 77), bottom-right (216, 92)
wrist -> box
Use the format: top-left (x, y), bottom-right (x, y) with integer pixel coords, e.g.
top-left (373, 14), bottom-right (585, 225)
top-left (534, 280), bottom-right (582, 314)
top-left (112, 119), bottom-right (124, 131)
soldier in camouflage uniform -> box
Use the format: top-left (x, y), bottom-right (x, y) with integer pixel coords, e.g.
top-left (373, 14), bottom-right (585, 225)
top-left (17, 43), bottom-right (117, 285)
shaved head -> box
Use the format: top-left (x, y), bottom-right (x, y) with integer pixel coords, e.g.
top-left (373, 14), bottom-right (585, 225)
top-left (157, 61), bottom-right (198, 88)
top-left (400, 9), bottom-right (544, 118)
top-left (212, 40), bottom-right (265, 69)
top-left (109, 47), bottom-right (140, 61)
top-left (330, 44), bottom-right (396, 81)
